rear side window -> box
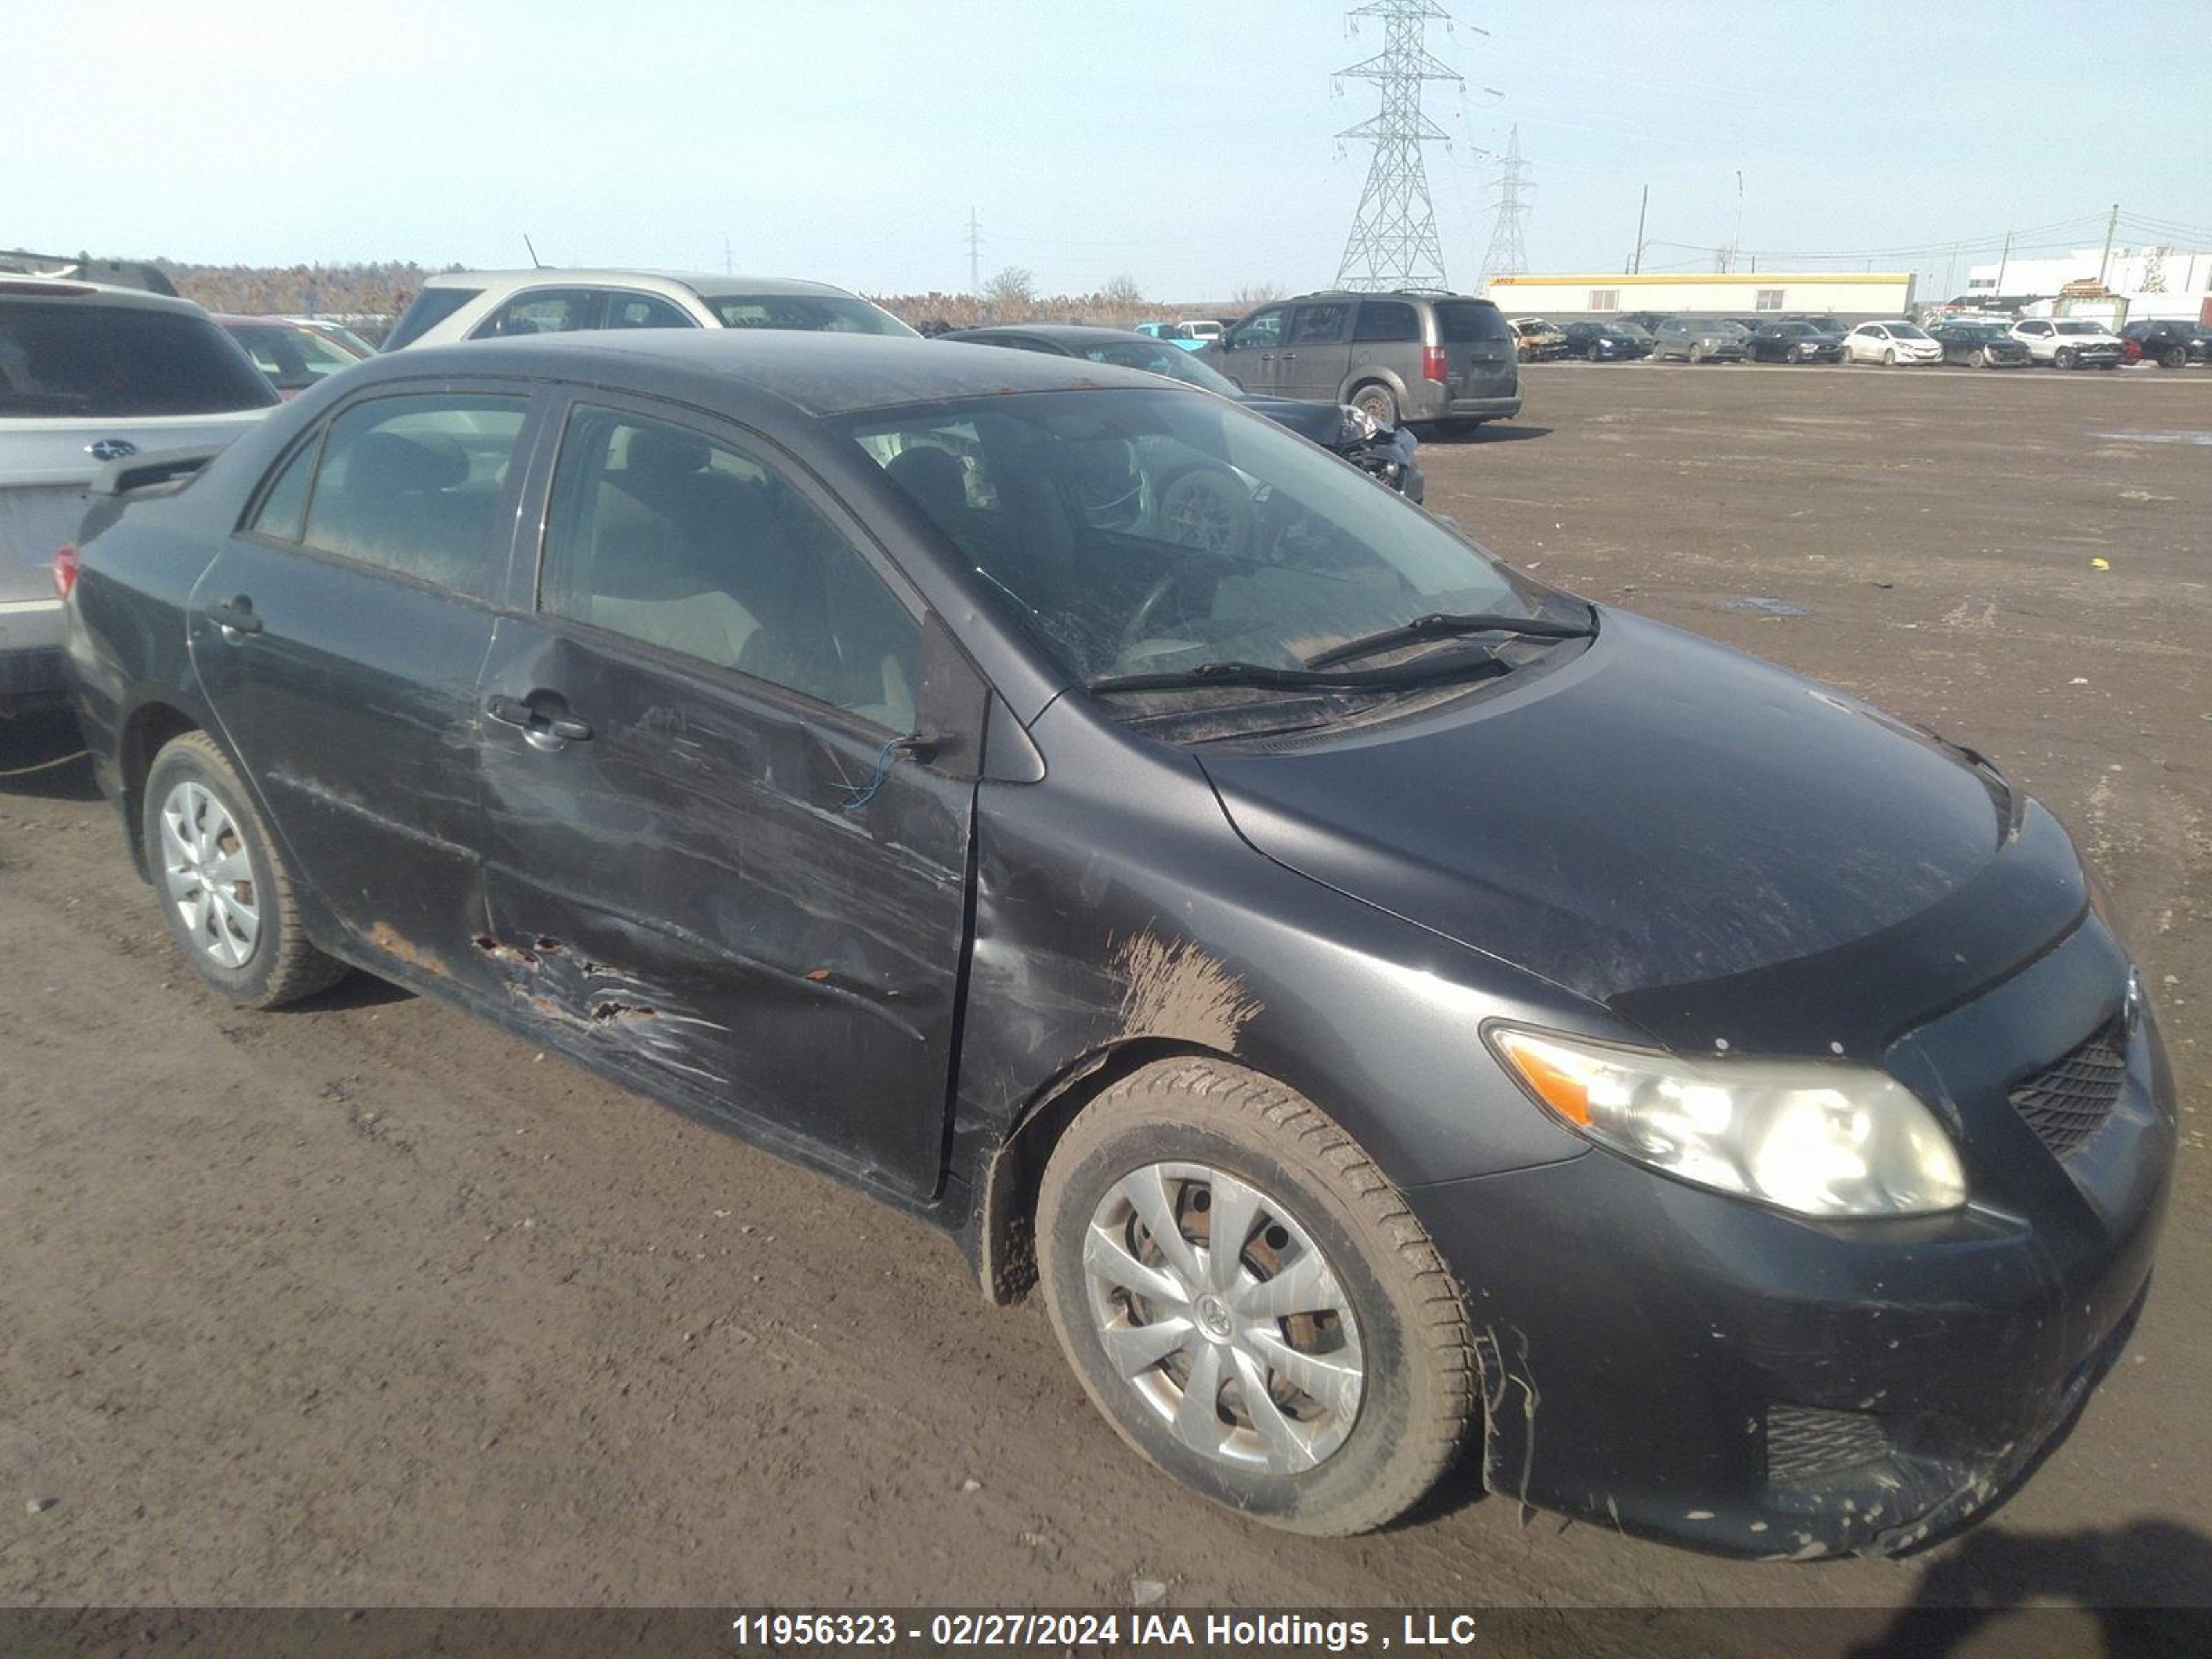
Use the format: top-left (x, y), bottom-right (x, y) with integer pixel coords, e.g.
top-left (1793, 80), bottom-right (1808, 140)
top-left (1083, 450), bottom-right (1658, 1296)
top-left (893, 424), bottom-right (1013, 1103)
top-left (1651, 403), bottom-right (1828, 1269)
top-left (1287, 303), bottom-right (1351, 345)
top-left (381, 286), bottom-right (480, 352)
top-left (606, 293), bottom-right (695, 330)
top-left (1354, 301), bottom-right (1420, 343)
top-left (248, 438), bottom-right (319, 541)
top-left (1432, 301), bottom-right (1512, 344)
top-left (702, 293), bottom-right (912, 336)
top-left (300, 394), bottom-right (529, 595)
top-left (0, 301), bottom-right (277, 417)
top-left (542, 406), bottom-right (920, 729)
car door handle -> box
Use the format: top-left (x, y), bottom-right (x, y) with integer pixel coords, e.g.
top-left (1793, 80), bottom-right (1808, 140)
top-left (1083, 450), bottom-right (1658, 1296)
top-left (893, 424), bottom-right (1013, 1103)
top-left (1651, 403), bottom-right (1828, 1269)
top-left (487, 693), bottom-right (593, 745)
top-left (205, 597), bottom-right (263, 636)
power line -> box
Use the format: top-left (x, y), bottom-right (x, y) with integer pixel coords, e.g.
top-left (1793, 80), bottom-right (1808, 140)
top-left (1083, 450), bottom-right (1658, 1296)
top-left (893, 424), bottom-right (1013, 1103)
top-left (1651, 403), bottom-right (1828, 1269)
top-left (1333, 0), bottom-right (1463, 292)
top-left (1480, 125), bottom-right (1531, 281)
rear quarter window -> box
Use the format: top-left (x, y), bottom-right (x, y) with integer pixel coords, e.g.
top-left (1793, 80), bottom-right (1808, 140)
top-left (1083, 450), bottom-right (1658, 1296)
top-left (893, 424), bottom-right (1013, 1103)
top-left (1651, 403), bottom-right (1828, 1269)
top-left (0, 301), bottom-right (277, 417)
top-left (381, 286), bottom-right (482, 351)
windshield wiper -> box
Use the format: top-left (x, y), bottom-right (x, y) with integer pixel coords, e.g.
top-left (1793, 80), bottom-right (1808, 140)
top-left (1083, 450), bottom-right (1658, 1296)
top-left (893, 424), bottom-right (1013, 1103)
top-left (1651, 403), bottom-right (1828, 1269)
top-left (1087, 647), bottom-right (1510, 697)
top-left (1302, 608), bottom-right (1595, 671)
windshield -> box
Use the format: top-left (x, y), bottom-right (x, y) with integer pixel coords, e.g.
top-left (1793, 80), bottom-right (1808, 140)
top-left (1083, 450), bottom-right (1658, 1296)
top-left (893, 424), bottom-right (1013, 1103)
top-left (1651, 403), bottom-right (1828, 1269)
top-left (1888, 323), bottom-right (1931, 340)
top-left (2053, 320), bottom-right (2108, 335)
top-left (705, 293), bottom-right (915, 336)
top-left (1072, 338), bottom-right (1243, 397)
top-left (0, 301), bottom-right (279, 417)
top-left (1771, 323), bottom-right (1811, 336)
top-left (847, 388), bottom-right (1542, 689)
top-left (224, 321), bottom-right (365, 391)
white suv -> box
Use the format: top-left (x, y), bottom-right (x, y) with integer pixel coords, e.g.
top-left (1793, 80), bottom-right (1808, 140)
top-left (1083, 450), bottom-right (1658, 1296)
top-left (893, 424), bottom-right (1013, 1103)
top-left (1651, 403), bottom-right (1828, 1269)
top-left (1, 278), bottom-right (276, 709)
top-left (1841, 321), bottom-right (1942, 366)
top-left (383, 269), bottom-right (915, 350)
top-left (2009, 317), bottom-right (2125, 370)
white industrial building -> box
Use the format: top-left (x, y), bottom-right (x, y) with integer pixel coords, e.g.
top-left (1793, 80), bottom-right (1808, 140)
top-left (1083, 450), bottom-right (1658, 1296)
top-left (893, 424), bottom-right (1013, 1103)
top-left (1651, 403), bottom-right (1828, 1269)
top-left (1961, 247), bottom-right (2212, 322)
top-left (1481, 271), bottom-right (1915, 321)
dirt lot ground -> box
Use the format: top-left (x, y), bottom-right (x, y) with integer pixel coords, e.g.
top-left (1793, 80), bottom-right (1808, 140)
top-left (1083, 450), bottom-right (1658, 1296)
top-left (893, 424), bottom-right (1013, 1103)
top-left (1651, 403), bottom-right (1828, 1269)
top-left (2, 360), bottom-right (2207, 1629)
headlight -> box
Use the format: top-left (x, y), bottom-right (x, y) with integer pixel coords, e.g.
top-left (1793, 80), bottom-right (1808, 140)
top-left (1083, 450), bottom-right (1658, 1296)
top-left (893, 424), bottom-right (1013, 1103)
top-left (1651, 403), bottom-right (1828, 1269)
top-left (1489, 1026), bottom-right (1967, 1219)
top-left (1335, 404), bottom-right (1385, 444)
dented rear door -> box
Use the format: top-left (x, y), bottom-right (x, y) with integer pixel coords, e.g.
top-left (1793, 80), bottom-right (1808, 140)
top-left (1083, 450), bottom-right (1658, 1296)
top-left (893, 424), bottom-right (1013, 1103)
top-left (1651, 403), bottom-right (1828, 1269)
top-left (471, 395), bottom-right (972, 1198)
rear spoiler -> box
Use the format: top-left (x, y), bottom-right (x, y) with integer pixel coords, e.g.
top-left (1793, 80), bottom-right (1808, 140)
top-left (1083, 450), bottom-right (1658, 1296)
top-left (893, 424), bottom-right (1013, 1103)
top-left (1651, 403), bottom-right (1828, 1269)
top-left (92, 446), bottom-right (224, 498)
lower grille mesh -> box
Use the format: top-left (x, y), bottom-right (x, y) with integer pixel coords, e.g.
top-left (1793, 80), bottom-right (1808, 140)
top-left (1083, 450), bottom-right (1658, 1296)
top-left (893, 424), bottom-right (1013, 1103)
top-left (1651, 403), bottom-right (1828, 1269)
top-left (1765, 1405), bottom-right (1891, 1487)
top-left (2008, 1022), bottom-right (2127, 1158)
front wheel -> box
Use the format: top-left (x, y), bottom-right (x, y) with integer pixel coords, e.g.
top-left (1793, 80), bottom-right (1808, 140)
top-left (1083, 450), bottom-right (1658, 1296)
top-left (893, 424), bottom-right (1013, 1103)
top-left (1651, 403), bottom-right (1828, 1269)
top-left (1687, 343), bottom-right (1706, 364)
top-left (1883, 348), bottom-right (1899, 367)
top-left (1586, 344), bottom-right (1604, 363)
top-left (142, 731), bottom-right (347, 1008)
top-left (2055, 346), bottom-right (2077, 370)
top-left (1038, 1058), bottom-right (1474, 1536)
top-left (2162, 346), bottom-right (2188, 370)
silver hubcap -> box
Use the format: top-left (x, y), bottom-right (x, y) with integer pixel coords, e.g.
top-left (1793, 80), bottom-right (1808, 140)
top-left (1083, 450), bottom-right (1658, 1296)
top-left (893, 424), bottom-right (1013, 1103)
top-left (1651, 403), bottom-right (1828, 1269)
top-left (159, 780), bottom-right (260, 968)
top-left (1081, 1161), bottom-right (1364, 1475)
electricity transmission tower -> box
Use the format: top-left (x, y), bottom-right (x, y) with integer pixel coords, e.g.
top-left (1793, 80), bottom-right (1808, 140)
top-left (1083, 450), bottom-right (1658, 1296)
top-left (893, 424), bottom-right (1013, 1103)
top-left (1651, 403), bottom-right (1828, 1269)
top-left (1479, 125), bottom-right (1531, 281)
top-left (1334, 0), bottom-right (1462, 292)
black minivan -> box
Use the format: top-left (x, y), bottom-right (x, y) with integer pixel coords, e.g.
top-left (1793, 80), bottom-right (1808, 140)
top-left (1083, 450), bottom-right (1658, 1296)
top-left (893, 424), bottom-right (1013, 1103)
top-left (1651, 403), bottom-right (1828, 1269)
top-left (62, 331), bottom-right (2170, 1557)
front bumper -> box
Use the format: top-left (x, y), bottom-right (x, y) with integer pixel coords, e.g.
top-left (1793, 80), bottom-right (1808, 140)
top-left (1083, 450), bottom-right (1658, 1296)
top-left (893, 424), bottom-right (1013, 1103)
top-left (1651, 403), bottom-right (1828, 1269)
top-left (1345, 430), bottom-right (1425, 503)
top-left (1409, 920), bottom-right (2174, 1559)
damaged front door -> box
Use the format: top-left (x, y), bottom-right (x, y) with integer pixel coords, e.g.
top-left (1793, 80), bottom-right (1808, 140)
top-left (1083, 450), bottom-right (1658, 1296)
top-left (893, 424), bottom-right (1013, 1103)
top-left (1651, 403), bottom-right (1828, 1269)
top-left (472, 400), bottom-right (975, 1198)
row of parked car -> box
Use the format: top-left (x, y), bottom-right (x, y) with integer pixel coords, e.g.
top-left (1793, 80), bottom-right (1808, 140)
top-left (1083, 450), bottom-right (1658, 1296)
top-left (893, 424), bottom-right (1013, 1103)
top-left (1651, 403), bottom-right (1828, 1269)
top-left (1508, 309), bottom-right (2211, 371)
top-left (3, 269), bottom-right (1478, 714)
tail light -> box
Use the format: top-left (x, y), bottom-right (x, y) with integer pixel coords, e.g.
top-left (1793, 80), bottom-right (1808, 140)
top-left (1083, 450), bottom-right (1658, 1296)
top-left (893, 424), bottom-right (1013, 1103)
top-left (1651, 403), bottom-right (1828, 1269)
top-left (1421, 345), bottom-right (1448, 383)
top-left (53, 543), bottom-right (79, 600)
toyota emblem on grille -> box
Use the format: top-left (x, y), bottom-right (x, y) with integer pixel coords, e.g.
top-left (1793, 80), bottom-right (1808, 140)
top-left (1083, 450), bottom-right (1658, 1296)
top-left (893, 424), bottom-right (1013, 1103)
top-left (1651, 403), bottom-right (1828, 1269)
top-left (87, 438), bottom-right (140, 462)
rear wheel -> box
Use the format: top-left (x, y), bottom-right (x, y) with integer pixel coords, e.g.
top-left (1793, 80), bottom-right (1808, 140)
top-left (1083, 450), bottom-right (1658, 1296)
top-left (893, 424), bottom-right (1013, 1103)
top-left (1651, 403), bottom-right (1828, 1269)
top-left (142, 731), bottom-right (346, 1008)
top-left (1349, 383), bottom-right (1398, 427)
top-left (1038, 1058), bottom-right (1474, 1536)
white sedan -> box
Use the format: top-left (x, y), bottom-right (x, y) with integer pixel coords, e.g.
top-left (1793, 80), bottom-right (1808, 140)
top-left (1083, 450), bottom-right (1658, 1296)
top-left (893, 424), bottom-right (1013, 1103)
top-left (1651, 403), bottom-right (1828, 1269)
top-left (1841, 321), bottom-right (1943, 366)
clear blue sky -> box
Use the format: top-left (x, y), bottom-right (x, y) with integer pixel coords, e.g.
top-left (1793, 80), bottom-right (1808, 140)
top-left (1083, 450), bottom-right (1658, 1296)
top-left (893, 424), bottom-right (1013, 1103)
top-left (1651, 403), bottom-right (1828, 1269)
top-left (13, 0), bottom-right (2209, 300)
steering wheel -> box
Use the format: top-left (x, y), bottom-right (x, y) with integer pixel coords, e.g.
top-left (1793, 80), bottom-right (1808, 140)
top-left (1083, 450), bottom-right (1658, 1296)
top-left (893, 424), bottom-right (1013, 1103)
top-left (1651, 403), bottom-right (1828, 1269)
top-left (1121, 561), bottom-right (1219, 652)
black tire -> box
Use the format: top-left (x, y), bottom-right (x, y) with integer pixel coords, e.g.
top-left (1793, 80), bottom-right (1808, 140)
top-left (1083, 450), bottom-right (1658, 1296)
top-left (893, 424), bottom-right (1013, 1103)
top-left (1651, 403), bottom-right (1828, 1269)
top-left (1883, 347), bottom-right (1898, 367)
top-left (2055, 346), bottom-right (2076, 370)
top-left (1037, 1057), bottom-right (1475, 1536)
top-left (1349, 383), bottom-right (1398, 427)
top-left (142, 730), bottom-right (346, 1009)
top-left (1687, 343), bottom-right (1706, 364)
top-left (1586, 344), bottom-right (1604, 363)
top-left (2161, 346), bottom-right (2188, 370)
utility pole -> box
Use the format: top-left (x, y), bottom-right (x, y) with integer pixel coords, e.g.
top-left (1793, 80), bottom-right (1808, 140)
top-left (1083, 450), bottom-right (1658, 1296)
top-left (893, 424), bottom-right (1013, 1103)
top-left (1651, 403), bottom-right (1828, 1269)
top-left (1994, 229), bottom-right (2012, 295)
top-left (1333, 0), bottom-right (1462, 292)
top-left (1481, 125), bottom-right (1533, 283)
top-left (966, 209), bottom-right (983, 294)
top-left (724, 238), bottom-right (733, 276)
top-left (1728, 169), bottom-right (1743, 274)
top-left (1629, 183), bottom-right (1648, 274)
top-left (2097, 202), bottom-right (2119, 288)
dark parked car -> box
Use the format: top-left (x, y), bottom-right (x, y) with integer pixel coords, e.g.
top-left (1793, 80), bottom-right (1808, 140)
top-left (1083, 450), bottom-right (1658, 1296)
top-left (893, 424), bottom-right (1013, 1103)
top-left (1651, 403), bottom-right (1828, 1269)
top-left (1559, 321), bottom-right (1649, 362)
top-left (2119, 319), bottom-right (2211, 369)
top-left (62, 332), bottom-right (2172, 1559)
top-left (1744, 321), bottom-right (1844, 364)
top-left (1927, 320), bottom-right (2032, 368)
top-left (939, 324), bottom-right (1421, 500)
top-left (1208, 290), bottom-right (1520, 431)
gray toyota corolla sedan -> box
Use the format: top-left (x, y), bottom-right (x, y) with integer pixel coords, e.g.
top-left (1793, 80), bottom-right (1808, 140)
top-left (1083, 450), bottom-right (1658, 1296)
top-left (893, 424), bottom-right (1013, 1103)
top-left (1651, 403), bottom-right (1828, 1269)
top-left (61, 331), bottom-right (2172, 1556)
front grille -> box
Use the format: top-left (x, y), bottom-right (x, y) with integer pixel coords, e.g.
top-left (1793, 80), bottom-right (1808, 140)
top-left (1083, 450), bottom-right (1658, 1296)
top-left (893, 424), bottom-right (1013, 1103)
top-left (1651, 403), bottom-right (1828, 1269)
top-left (2008, 1022), bottom-right (2127, 1157)
top-left (1765, 1405), bottom-right (1891, 1487)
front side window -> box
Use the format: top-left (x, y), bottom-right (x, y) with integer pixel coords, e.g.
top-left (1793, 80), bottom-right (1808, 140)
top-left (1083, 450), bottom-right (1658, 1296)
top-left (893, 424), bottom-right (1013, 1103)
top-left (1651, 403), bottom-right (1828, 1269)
top-left (475, 289), bottom-right (598, 338)
top-left (852, 388), bottom-right (1549, 691)
top-left (299, 394), bottom-right (529, 594)
top-left (542, 406), bottom-right (919, 729)
top-left (1225, 307), bottom-right (1284, 350)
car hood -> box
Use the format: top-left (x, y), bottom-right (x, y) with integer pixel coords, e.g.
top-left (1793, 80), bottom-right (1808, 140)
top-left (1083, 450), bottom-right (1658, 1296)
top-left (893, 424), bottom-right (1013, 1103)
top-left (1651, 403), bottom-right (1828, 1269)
top-left (1237, 394), bottom-right (1347, 445)
top-left (1198, 610), bottom-right (2087, 1058)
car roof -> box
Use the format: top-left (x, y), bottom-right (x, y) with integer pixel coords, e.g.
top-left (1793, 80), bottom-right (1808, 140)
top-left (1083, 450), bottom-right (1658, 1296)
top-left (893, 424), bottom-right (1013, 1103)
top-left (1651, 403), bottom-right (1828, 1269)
top-left (365, 329), bottom-right (1183, 420)
top-left (420, 268), bottom-right (861, 299)
top-left (0, 274), bottom-right (212, 315)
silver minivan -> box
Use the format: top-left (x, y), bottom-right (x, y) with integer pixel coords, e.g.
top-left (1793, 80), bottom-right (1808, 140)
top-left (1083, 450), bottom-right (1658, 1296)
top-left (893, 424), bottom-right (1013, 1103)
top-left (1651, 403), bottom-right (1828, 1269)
top-left (1209, 291), bottom-right (1521, 431)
